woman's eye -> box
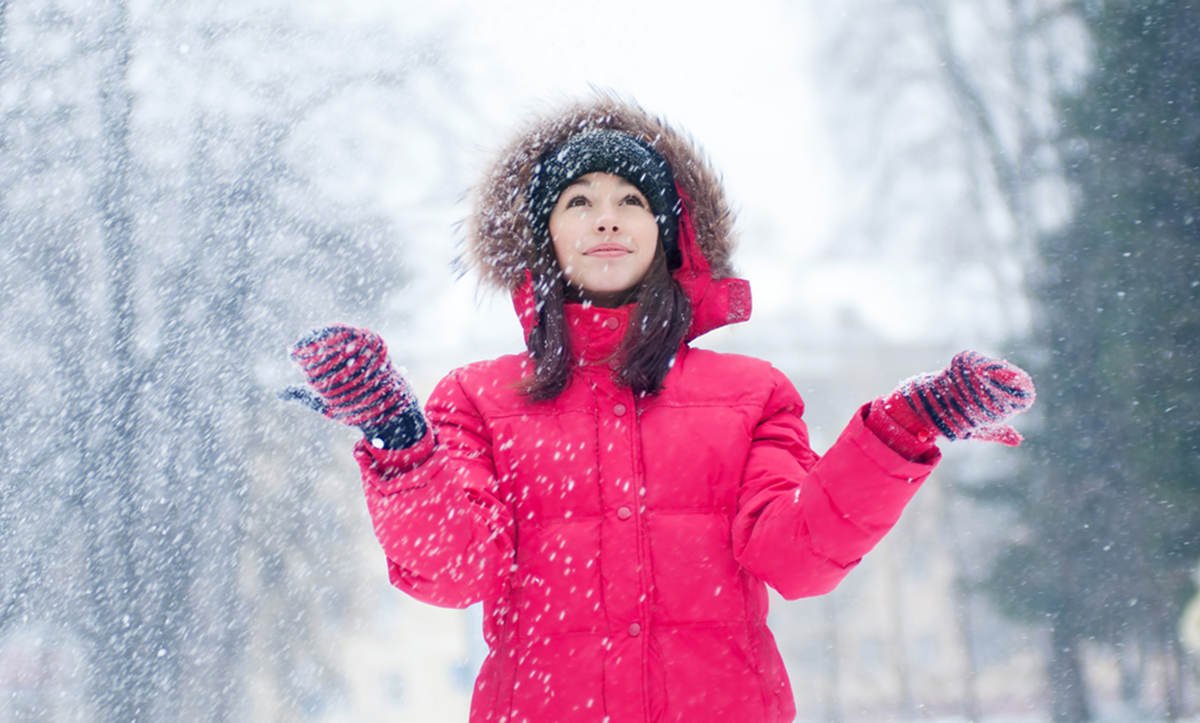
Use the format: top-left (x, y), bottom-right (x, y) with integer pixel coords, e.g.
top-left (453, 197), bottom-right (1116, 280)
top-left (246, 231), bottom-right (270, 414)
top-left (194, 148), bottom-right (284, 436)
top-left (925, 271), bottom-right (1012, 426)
top-left (565, 195), bottom-right (588, 208)
top-left (622, 195), bottom-right (645, 207)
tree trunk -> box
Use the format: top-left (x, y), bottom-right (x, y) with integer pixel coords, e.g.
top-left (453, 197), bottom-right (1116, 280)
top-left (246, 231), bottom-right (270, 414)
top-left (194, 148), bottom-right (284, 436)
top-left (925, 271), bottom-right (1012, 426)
top-left (940, 479), bottom-right (981, 723)
top-left (1116, 632), bottom-right (1144, 709)
top-left (884, 529), bottom-right (915, 718)
top-left (1163, 635), bottom-right (1182, 721)
top-left (1047, 622), bottom-right (1092, 722)
top-left (0, 1), bottom-right (9, 61)
top-left (84, 1), bottom-right (152, 720)
top-left (823, 596), bottom-right (843, 723)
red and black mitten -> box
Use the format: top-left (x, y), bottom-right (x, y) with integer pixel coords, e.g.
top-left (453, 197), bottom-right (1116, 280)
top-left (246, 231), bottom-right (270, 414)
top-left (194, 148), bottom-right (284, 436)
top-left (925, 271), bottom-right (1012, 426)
top-left (282, 325), bottom-right (427, 449)
top-left (875, 350), bottom-right (1036, 448)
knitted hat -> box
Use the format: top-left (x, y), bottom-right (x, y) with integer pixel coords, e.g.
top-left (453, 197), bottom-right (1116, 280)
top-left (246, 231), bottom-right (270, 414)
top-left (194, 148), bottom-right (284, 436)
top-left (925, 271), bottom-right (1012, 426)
top-left (528, 129), bottom-right (682, 268)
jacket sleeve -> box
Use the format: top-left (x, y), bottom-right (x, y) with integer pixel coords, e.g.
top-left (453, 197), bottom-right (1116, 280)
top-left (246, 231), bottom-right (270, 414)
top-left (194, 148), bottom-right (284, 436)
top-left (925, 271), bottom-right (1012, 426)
top-left (353, 368), bottom-right (514, 609)
top-left (732, 368), bottom-right (940, 600)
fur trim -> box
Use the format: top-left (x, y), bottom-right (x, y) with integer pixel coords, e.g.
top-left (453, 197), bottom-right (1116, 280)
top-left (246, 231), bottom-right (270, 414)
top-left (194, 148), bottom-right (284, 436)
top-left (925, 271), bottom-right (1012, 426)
top-left (464, 92), bottom-right (738, 291)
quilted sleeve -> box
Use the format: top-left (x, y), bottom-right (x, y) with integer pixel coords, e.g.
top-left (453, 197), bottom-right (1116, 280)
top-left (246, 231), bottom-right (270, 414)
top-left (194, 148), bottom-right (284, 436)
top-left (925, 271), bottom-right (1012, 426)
top-left (354, 368), bottom-right (514, 609)
top-left (732, 367), bottom-right (940, 599)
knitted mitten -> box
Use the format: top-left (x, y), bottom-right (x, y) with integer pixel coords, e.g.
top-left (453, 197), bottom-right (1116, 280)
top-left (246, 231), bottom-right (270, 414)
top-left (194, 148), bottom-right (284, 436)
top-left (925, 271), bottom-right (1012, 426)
top-left (283, 325), bottom-right (427, 449)
top-left (875, 350), bottom-right (1036, 447)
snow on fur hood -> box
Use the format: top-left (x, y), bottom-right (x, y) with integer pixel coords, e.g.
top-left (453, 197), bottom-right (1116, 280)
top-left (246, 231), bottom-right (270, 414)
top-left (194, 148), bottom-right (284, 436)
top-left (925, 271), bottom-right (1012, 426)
top-left (462, 93), bottom-right (752, 341)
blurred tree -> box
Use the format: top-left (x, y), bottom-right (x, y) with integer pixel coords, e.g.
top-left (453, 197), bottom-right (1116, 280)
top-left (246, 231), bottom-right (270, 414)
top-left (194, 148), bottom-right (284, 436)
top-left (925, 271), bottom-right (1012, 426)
top-left (806, 1), bottom-right (1087, 719)
top-left (983, 1), bottom-right (1200, 720)
top-left (809, 0), bottom-right (1084, 339)
top-left (0, 0), bottom-right (465, 718)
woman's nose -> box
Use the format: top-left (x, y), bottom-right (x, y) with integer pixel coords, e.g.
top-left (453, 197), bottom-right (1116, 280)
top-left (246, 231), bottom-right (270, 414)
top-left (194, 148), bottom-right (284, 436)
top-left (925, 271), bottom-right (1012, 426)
top-left (595, 208), bottom-right (619, 233)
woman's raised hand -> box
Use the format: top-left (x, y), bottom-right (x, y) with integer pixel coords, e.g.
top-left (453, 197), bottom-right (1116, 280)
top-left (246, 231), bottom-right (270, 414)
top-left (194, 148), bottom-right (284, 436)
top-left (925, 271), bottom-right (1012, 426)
top-left (283, 324), bottom-right (426, 446)
top-left (879, 350), bottom-right (1036, 446)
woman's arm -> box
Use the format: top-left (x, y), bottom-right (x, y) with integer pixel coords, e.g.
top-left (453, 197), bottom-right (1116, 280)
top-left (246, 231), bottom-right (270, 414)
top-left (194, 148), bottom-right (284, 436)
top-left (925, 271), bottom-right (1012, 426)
top-left (732, 352), bottom-right (1033, 600)
top-left (287, 325), bottom-right (514, 609)
top-left (731, 368), bottom-right (938, 600)
top-left (354, 370), bottom-right (515, 609)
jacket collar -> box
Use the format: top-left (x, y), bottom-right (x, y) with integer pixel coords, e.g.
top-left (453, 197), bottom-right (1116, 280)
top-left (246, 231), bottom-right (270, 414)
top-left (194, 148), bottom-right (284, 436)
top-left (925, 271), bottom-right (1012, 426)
top-left (564, 303), bottom-right (631, 364)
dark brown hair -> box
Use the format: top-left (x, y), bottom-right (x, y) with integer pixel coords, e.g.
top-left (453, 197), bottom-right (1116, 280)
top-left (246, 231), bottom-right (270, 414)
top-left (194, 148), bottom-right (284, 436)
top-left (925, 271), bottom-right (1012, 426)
top-left (523, 245), bottom-right (692, 401)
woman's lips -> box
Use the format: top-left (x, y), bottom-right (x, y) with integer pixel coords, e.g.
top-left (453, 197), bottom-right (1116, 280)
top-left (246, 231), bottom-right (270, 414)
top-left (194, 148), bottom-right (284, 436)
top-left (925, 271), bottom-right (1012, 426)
top-left (584, 244), bottom-right (631, 258)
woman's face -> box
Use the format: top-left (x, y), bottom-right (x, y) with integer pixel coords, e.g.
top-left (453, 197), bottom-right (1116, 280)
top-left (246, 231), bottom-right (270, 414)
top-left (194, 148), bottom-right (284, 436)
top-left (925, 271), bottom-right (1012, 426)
top-left (548, 172), bottom-right (659, 307)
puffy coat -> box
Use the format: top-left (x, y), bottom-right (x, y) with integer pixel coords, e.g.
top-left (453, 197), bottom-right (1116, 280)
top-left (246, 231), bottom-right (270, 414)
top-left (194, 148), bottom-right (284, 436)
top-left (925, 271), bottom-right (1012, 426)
top-left (353, 95), bottom-right (941, 722)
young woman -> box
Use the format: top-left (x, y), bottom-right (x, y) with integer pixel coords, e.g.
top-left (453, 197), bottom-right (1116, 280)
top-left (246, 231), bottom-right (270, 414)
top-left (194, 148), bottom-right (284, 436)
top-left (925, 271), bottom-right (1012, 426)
top-left (286, 95), bottom-right (1035, 722)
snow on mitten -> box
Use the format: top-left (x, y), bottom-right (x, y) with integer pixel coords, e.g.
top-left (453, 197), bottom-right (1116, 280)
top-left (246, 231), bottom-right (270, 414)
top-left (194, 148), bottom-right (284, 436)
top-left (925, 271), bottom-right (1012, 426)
top-left (282, 324), bottom-right (427, 449)
top-left (877, 350), bottom-right (1036, 447)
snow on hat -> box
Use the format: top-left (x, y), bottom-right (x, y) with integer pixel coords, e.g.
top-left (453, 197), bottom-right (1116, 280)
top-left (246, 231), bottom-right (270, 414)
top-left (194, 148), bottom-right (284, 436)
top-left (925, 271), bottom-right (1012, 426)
top-left (528, 129), bottom-right (682, 268)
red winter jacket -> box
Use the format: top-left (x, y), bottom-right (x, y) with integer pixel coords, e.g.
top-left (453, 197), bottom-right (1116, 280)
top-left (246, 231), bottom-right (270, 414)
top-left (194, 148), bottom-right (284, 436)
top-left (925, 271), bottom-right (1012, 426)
top-left (353, 96), bottom-right (941, 722)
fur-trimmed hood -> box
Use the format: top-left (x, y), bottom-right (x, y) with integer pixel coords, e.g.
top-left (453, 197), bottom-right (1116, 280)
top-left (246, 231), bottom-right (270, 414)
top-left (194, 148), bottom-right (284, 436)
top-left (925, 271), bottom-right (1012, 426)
top-left (464, 93), bottom-right (751, 341)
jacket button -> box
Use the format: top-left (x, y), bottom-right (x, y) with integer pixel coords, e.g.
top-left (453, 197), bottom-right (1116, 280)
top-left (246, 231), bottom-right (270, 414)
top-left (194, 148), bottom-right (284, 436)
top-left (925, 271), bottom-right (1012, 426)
top-left (612, 403), bottom-right (627, 416)
top-left (603, 317), bottom-right (619, 330)
top-left (628, 622), bottom-right (641, 637)
top-left (616, 506), bottom-right (632, 520)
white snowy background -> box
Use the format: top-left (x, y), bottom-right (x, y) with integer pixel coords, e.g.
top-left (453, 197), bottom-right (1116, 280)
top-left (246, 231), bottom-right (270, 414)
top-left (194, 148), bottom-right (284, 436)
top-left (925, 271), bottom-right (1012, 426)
top-left (1, 0), bottom-right (1197, 721)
